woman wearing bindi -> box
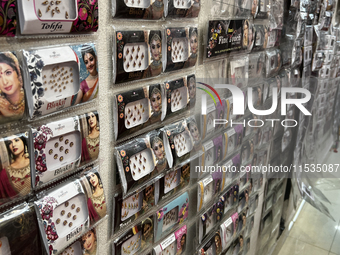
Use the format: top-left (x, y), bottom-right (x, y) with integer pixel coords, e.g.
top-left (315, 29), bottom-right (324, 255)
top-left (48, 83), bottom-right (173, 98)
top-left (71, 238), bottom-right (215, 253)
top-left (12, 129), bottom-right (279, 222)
top-left (0, 53), bottom-right (25, 123)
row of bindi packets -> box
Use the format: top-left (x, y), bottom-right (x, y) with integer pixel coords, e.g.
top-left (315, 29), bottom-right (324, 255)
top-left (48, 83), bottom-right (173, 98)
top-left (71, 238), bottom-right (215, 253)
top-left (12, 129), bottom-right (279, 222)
top-left (113, 27), bottom-right (198, 84)
top-left (0, 110), bottom-right (100, 208)
top-left (115, 117), bottom-right (200, 195)
top-left (0, 167), bottom-right (107, 255)
top-left (210, 0), bottom-right (279, 21)
top-left (197, 176), bottom-right (262, 246)
top-left (113, 74), bottom-right (196, 140)
top-left (35, 168), bottom-right (107, 255)
top-left (113, 162), bottom-right (190, 234)
top-left (112, 191), bottom-right (190, 255)
top-left (0, 0), bottom-right (98, 37)
top-left (0, 43), bottom-right (98, 126)
top-left (112, 0), bottom-right (201, 19)
top-left (197, 173), bottom-right (264, 255)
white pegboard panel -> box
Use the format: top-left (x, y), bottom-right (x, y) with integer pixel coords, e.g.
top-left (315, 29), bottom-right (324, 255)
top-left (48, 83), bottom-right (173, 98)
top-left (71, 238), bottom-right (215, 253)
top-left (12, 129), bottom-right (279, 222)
top-left (0, 0), bottom-right (214, 253)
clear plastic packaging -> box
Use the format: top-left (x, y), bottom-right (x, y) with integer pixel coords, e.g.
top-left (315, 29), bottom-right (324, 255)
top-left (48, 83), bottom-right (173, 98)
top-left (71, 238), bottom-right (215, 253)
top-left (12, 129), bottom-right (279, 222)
top-left (197, 174), bottom-right (219, 212)
top-left (219, 183), bottom-right (239, 216)
top-left (31, 116), bottom-right (82, 186)
top-left (198, 200), bottom-right (224, 244)
top-left (154, 191), bottom-right (189, 242)
top-left (187, 115), bottom-right (202, 153)
top-left (200, 102), bottom-right (216, 141)
top-left (203, 59), bottom-right (227, 86)
top-left (0, 52), bottom-right (26, 125)
top-left (270, 0), bottom-right (283, 29)
top-left (79, 111), bottom-right (100, 165)
top-left (291, 38), bottom-right (303, 67)
top-left (115, 130), bottom-right (171, 195)
top-left (255, 0), bottom-right (269, 19)
top-left (206, 19), bottom-right (251, 59)
top-left (286, 67), bottom-right (301, 87)
top-left (319, 11), bottom-right (332, 31)
top-left (61, 228), bottom-right (99, 255)
top-left (312, 50), bottom-right (325, 71)
top-left (305, 25), bottom-right (313, 46)
top-left (79, 168), bottom-right (108, 226)
top-left (232, 151), bottom-right (242, 173)
top-left (213, 134), bottom-right (225, 165)
top-left (112, 0), bottom-right (165, 19)
top-left (259, 209), bottom-right (273, 248)
top-left (158, 162), bottom-right (190, 201)
top-left (161, 118), bottom-right (196, 168)
top-left (112, 180), bottom-right (159, 234)
top-left (164, 0), bottom-right (200, 18)
top-left (162, 26), bottom-right (198, 72)
top-left (22, 43), bottom-right (98, 120)
top-left (265, 48), bottom-right (282, 77)
top-left (0, 130), bottom-right (32, 207)
top-left (164, 74), bottom-right (196, 118)
top-left (218, 189), bottom-right (255, 253)
top-left (198, 229), bottom-right (223, 254)
top-left (235, 0), bottom-right (252, 17)
top-left (304, 45), bottom-right (313, 66)
top-left (239, 164), bottom-right (250, 190)
top-left (34, 178), bottom-right (90, 254)
top-left (31, 111), bottom-right (100, 187)
top-left (113, 29), bottom-right (163, 84)
top-left (17, 0), bottom-right (98, 35)
top-left (252, 25), bottom-right (267, 51)
top-left (113, 84), bottom-right (166, 141)
top-left (200, 99), bottom-right (228, 141)
top-left (237, 186), bottom-right (250, 213)
top-left (248, 52), bottom-right (265, 84)
top-left (293, 12), bottom-right (307, 39)
top-left (0, 202), bottom-right (42, 254)
top-left (228, 55), bottom-right (249, 89)
top-left (112, 215), bottom-right (155, 255)
top-left (266, 29), bottom-right (279, 49)
top-left (285, 9), bottom-right (299, 37)
top-left (280, 37), bottom-right (294, 67)
top-left (223, 126), bottom-right (242, 166)
top-left (250, 0), bottom-right (259, 17)
top-left (153, 225), bottom-right (187, 255)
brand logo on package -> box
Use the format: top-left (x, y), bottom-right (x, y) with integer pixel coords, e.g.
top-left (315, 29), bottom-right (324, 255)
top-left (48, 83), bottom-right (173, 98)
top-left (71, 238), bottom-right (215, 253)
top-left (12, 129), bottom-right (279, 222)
top-left (58, 190), bottom-right (68, 198)
top-left (66, 226), bottom-right (83, 241)
top-left (42, 22), bottom-right (63, 33)
top-left (199, 82), bottom-right (312, 128)
top-left (55, 123), bottom-right (66, 131)
top-left (49, 51), bottom-right (61, 59)
top-left (46, 99), bottom-right (66, 110)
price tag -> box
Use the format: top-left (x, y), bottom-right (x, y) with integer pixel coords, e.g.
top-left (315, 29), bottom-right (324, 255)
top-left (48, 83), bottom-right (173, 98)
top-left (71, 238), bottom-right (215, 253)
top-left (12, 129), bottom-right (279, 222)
top-left (227, 129), bottom-right (236, 137)
top-left (207, 104), bottom-right (216, 113)
top-left (204, 141), bottom-right (214, 151)
top-left (203, 175), bottom-right (213, 186)
top-left (160, 234), bottom-right (176, 250)
top-left (223, 217), bottom-right (232, 228)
